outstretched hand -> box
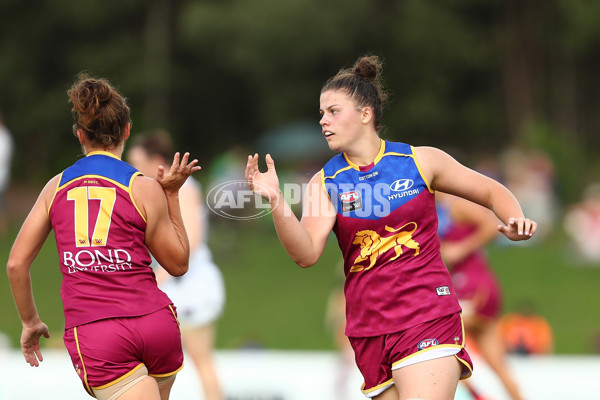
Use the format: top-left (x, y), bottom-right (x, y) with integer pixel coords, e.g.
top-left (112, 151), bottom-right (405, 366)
top-left (497, 218), bottom-right (537, 241)
top-left (157, 152), bottom-right (201, 194)
top-left (245, 153), bottom-right (281, 203)
top-left (21, 320), bottom-right (50, 367)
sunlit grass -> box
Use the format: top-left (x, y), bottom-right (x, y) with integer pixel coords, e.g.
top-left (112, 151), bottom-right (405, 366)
top-left (1, 217), bottom-right (598, 354)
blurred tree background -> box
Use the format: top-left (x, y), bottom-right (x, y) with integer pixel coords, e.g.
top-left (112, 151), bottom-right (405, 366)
top-left (0, 0), bottom-right (599, 203)
top-left (1, 0), bottom-right (600, 354)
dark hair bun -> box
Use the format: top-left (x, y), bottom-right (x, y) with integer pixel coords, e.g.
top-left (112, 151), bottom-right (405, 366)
top-left (321, 54), bottom-right (388, 133)
top-left (68, 72), bottom-right (130, 148)
top-left (353, 55), bottom-right (382, 82)
top-left (70, 77), bottom-right (113, 123)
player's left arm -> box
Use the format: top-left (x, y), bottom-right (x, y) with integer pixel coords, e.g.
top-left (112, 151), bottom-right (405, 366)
top-left (415, 146), bottom-right (536, 241)
top-left (153, 181), bottom-right (201, 285)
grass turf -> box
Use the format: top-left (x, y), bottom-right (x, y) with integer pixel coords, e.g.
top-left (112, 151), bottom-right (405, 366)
top-left (1, 216), bottom-right (599, 354)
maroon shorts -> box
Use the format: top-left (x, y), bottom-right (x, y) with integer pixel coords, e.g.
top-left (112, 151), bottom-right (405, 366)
top-left (63, 305), bottom-right (183, 395)
top-left (452, 270), bottom-right (502, 320)
top-left (349, 312), bottom-right (473, 398)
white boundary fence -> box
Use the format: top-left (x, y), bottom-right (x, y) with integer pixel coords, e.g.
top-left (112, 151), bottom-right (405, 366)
top-left (0, 349), bottom-right (598, 399)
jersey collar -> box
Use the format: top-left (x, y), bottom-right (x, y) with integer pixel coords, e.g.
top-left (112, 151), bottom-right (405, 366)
top-left (86, 150), bottom-right (121, 160)
top-left (343, 139), bottom-right (386, 170)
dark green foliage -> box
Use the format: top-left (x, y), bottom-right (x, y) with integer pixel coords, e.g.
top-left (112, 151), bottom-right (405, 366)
top-left (0, 0), bottom-right (599, 202)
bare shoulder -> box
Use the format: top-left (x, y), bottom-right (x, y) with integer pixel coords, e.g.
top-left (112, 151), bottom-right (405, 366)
top-left (132, 175), bottom-right (166, 205)
top-left (132, 174), bottom-right (162, 191)
top-left (304, 170), bottom-right (327, 196)
top-left (412, 146), bottom-right (452, 184)
top-left (40, 174), bottom-right (62, 205)
top-left (44, 174), bottom-right (62, 191)
top-left (413, 146), bottom-right (451, 163)
top-left (308, 170), bottom-right (323, 184)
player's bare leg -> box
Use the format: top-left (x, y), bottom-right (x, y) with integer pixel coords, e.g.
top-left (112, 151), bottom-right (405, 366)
top-left (115, 376), bottom-right (161, 400)
top-left (392, 356), bottom-right (461, 400)
top-left (373, 385), bottom-right (399, 400)
top-left (474, 321), bottom-right (523, 400)
top-left (156, 376), bottom-right (176, 400)
top-left (181, 324), bottom-right (223, 400)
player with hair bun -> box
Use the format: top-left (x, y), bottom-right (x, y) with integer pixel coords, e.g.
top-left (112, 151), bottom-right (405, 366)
top-left (246, 55), bottom-right (537, 399)
top-left (7, 73), bottom-right (201, 400)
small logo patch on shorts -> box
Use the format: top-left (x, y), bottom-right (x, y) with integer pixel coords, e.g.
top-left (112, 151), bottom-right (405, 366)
top-left (418, 338), bottom-right (438, 350)
top-left (436, 286), bottom-right (451, 296)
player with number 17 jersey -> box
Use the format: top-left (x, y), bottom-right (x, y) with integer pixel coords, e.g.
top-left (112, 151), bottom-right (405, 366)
top-left (49, 151), bottom-right (172, 329)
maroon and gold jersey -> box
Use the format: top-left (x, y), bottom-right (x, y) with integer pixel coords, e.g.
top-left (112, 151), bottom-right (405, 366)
top-left (321, 140), bottom-right (461, 337)
top-left (49, 151), bottom-right (172, 328)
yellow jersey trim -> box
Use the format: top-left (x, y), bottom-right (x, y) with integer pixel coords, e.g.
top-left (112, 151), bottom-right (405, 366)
top-left (92, 363), bottom-right (146, 390)
top-left (410, 145), bottom-right (434, 193)
top-left (128, 171), bottom-right (146, 223)
top-left (361, 377), bottom-right (394, 394)
top-left (56, 174), bottom-right (130, 192)
top-left (343, 139), bottom-right (386, 170)
top-left (74, 327), bottom-right (95, 397)
top-left (149, 363), bottom-right (184, 378)
top-left (47, 172), bottom-right (63, 214)
top-left (86, 150), bottom-right (120, 160)
top-left (322, 165), bottom-right (353, 181)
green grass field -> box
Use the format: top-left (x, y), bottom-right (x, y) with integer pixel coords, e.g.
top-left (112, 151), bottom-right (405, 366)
top-left (1, 212), bottom-right (599, 354)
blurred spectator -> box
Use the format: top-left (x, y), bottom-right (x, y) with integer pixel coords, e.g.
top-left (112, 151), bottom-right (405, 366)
top-left (563, 182), bottom-right (600, 265)
top-left (502, 148), bottom-right (558, 242)
top-left (473, 152), bottom-right (503, 183)
top-left (498, 302), bottom-right (554, 355)
top-left (128, 131), bottom-right (226, 400)
top-left (0, 113), bottom-right (14, 237)
top-left (206, 145), bottom-right (255, 222)
top-left (208, 145), bottom-right (248, 188)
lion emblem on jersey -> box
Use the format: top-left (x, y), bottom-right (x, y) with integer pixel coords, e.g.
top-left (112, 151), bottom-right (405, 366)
top-left (350, 222), bottom-right (420, 272)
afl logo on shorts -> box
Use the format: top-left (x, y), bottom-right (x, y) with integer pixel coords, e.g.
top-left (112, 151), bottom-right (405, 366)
top-left (339, 190), bottom-right (362, 212)
top-left (390, 178), bottom-right (413, 192)
top-left (418, 338), bottom-right (438, 350)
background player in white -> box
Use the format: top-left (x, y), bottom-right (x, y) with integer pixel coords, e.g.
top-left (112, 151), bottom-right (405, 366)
top-left (128, 130), bottom-right (226, 400)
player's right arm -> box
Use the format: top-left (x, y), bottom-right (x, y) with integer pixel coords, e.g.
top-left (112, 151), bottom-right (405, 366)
top-left (7, 175), bottom-right (57, 366)
top-left (133, 152), bottom-right (200, 277)
top-left (246, 154), bottom-right (336, 267)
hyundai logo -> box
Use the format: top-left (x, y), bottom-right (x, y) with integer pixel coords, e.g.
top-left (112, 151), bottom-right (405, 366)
top-left (390, 179), bottom-right (414, 192)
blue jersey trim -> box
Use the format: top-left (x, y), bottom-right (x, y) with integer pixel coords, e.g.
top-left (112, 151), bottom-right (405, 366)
top-left (321, 141), bottom-right (428, 220)
top-left (60, 154), bottom-right (139, 187)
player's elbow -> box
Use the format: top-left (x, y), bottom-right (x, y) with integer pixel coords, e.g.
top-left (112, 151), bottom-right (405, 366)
top-left (6, 256), bottom-right (26, 278)
top-left (297, 261), bottom-right (315, 268)
top-left (162, 259), bottom-right (189, 277)
top-left (294, 254), bottom-right (318, 268)
top-left (170, 263), bottom-right (188, 277)
top-left (6, 259), bottom-right (18, 277)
